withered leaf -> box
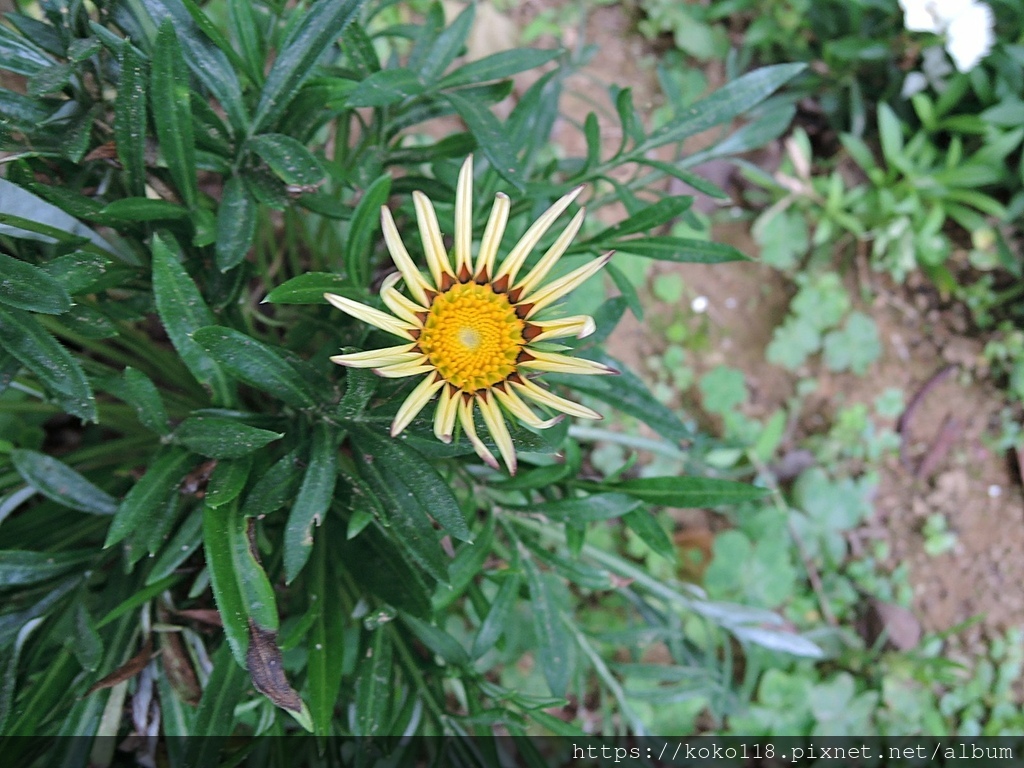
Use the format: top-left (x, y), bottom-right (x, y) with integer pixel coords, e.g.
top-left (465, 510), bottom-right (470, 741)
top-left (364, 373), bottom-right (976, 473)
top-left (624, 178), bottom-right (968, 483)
top-left (247, 619), bottom-right (302, 713)
top-left (157, 606), bottom-right (201, 706)
top-left (85, 639), bottom-right (153, 697)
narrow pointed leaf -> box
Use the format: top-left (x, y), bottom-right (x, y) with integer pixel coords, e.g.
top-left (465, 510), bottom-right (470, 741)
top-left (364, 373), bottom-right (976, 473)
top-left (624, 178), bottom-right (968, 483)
top-left (215, 176), bottom-right (257, 271)
top-left (104, 448), bottom-right (194, 550)
top-left (284, 423), bottom-right (337, 583)
top-left (0, 305), bottom-right (96, 421)
top-left (173, 416), bottom-right (283, 459)
top-left (151, 235), bottom-right (235, 406)
top-left (11, 449), bottom-right (117, 515)
top-left (152, 20), bottom-right (198, 209)
top-left (191, 326), bottom-right (319, 409)
top-left (252, 0), bottom-right (364, 132)
top-left (613, 476), bottom-right (767, 507)
top-left (0, 253), bottom-right (71, 314)
top-left (115, 44), bottom-right (147, 197)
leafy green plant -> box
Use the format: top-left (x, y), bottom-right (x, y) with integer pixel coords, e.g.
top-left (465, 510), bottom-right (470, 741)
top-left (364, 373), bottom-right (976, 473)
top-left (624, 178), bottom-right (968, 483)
top-left (0, 0), bottom-right (812, 755)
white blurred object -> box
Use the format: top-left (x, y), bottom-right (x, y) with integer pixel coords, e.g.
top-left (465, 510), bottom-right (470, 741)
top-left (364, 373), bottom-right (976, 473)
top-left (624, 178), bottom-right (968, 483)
top-left (898, 0), bottom-right (995, 72)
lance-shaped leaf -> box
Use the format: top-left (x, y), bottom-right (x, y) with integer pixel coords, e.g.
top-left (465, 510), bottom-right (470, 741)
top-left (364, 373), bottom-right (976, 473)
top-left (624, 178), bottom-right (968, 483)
top-left (191, 326), bottom-right (320, 410)
top-left (0, 253), bottom-right (71, 315)
top-left (215, 176), bottom-right (257, 272)
top-left (283, 423), bottom-right (337, 583)
top-left (115, 44), bottom-right (147, 197)
top-left (172, 415), bottom-right (283, 459)
top-left (252, 0), bottom-right (365, 132)
top-left (151, 235), bottom-right (235, 406)
top-left (152, 20), bottom-right (198, 209)
top-left (11, 449), bottom-right (117, 515)
top-left (613, 476), bottom-right (768, 507)
top-left (0, 305), bottom-right (96, 422)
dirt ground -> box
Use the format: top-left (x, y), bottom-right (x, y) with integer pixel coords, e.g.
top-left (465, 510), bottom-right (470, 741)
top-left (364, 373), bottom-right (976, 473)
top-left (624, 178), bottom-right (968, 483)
top-left (491, 0), bottom-right (1024, 650)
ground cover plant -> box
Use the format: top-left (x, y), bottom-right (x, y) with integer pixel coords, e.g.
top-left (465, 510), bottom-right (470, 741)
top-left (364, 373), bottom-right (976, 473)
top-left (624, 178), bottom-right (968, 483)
top-left (631, 0), bottom-right (1024, 738)
top-left (0, 0), bottom-right (820, 760)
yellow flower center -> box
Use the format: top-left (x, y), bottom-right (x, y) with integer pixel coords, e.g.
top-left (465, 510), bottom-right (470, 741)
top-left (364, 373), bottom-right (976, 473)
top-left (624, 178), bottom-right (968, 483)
top-left (418, 281), bottom-right (524, 392)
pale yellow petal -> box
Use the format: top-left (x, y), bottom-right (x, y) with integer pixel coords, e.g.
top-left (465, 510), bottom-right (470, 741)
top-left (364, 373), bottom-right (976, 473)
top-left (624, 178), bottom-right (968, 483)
top-left (454, 156), bottom-right (474, 275)
top-left (413, 190), bottom-right (454, 288)
top-left (479, 391), bottom-right (517, 475)
top-left (522, 252), bottom-right (613, 318)
top-left (511, 377), bottom-right (602, 421)
top-left (513, 208), bottom-right (585, 296)
top-left (330, 343), bottom-right (420, 368)
top-left (475, 192), bottom-right (510, 278)
top-left (519, 349), bottom-right (617, 376)
top-left (381, 206), bottom-right (432, 304)
top-left (528, 315), bottom-right (596, 343)
top-left (391, 374), bottom-right (445, 436)
top-left (494, 186), bottom-right (584, 286)
top-left (433, 385), bottom-right (460, 443)
top-left (324, 293), bottom-right (417, 340)
top-left (493, 384), bottom-right (564, 430)
top-left (373, 361), bottom-right (436, 378)
top-left (380, 272), bottom-right (428, 326)
top-left (458, 396), bottom-right (498, 470)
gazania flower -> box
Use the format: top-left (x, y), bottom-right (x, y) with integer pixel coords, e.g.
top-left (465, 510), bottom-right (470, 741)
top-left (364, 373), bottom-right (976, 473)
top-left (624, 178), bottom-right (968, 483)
top-left (326, 156), bottom-right (614, 474)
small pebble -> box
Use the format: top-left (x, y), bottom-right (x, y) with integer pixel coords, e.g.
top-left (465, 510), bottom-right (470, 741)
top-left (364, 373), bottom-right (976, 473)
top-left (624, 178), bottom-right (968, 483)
top-left (691, 296), bottom-right (708, 313)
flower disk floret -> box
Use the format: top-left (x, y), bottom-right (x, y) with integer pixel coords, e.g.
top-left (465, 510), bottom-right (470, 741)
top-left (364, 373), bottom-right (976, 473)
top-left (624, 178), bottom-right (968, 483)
top-left (325, 156), bottom-right (614, 475)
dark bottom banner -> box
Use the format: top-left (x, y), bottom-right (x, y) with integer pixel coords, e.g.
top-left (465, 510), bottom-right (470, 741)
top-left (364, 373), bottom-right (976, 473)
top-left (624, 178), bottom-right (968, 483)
top-left (2, 735), bottom-right (1024, 768)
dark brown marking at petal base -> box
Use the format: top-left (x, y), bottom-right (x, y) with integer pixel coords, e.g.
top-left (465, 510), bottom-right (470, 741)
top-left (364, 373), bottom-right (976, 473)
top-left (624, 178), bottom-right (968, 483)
top-left (514, 302), bottom-right (535, 319)
top-left (491, 274), bottom-right (510, 294)
top-left (506, 286), bottom-right (524, 304)
top-left (521, 323), bottom-right (542, 341)
top-left (458, 264), bottom-right (472, 283)
top-left (439, 273), bottom-right (456, 291)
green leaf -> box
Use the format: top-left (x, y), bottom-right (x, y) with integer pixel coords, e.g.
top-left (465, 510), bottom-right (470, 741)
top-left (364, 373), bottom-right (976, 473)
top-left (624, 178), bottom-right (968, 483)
top-left (640, 63), bottom-right (805, 153)
top-left (0, 179), bottom-right (120, 257)
top-left (601, 236), bottom-right (749, 263)
top-left (248, 134), bottom-right (326, 187)
top-left (284, 423), bottom-right (337, 583)
top-left (401, 613), bottom-right (470, 666)
top-left (822, 311), bottom-right (880, 375)
top-left (346, 68), bottom-right (424, 107)
top-left (583, 196), bottom-right (693, 243)
top-left (38, 252), bottom-right (123, 295)
top-left (613, 476), bottom-right (767, 507)
top-left (0, 305), bottom-right (96, 421)
top-left (185, 643), bottom-right (248, 767)
top-left (635, 158), bottom-right (730, 198)
top-left (70, 604), bottom-right (103, 672)
top-left (439, 48), bottom-right (561, 89)
top-left (263, 272), bottom-right (358, 304)
top-left (472, 572), bottom-right (520, 659)
top-left (243, 449), bottom-right (302, 517)
top-left (147, 507), bottom-right (202, 585)
top-left (115, 44), bottom-right (147, 197)
top-left (152, 20), bottom-right (198, 209)
top-left (416, 3), bottom-right (473, 83)
top-left (192, 326), bottom-right (319, 409)
top-left (339, 524), bottom-right (432, 618)
top-left (351, 447), bottom-right (449, 585)
top-left (523, 558), bottom-right (571, 698)
top-left (122, 367), bottom-right (171, 435)
top-left (151, 235), bottom-right (235, 406)
top-left (228, 0), bottom-right (265, 86)
top-left (444, 90), bottom-right (523, 190)
top-left (546, 353), bottom-right (691, 444)
top-left (252, 0), bottom-right (364, 132)
top-left (11, 449), bottom-right (117, 515)
top-left (100, 198), bottom-right (190, 222)
top-left (0, 24), bottom-right (52, 75)
top-left (140, 0), bottom-right (249, 133)
top-left (215, 176), bottom-right (258, 272)
top-left (0, 253), bottom-right (71, 314)
top-left (345, 175), bottom-right (392, 289)
top-left (173, 416), bottom-right (283, 459)
top-left (205, 456), bottom-right (252, 509)
top-left (352, 626), bottom-right (392, 736)
top-left (308, 534), bottom-right (345, 736)
top-left (350, 425), bottom-right (470, 542)
top-left (202, 500), bottom-right (250, 666)
top-left (0, 550), bottom-right (94, 587)
top-left (520, 492), bottom-right (641, 522)
top-left (104, 448), bottom-right (194, 550)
